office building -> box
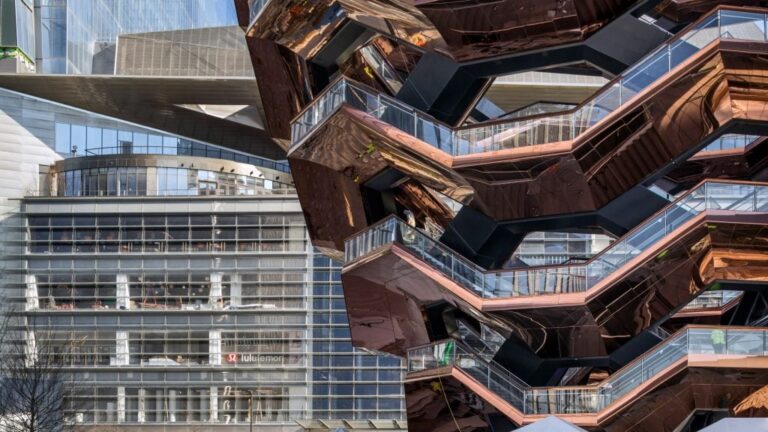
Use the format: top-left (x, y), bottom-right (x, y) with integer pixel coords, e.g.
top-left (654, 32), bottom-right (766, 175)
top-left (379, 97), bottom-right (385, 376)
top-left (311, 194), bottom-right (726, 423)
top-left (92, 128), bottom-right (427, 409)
top-left (0, 82), bottom-right (405, 430)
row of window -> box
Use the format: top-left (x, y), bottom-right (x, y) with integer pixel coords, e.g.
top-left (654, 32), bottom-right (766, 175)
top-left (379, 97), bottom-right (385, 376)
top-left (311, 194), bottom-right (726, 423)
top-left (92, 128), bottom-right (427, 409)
top-left (27, 256), bottom-right (310, 271)
top-left (56, 167), bottom-right (294, 198)
top-left (30, 227), bottom-right (305, 242)
top-left (20, 330), bottom-right (306, 367)
top-left (28, 214), bottom-right (305, 227)
top-left (22, 313), bottom-right (310, 328)
top-left (54, 121), bottom-right (289, 172)
top-left (64, 386), bottom-right (296, 424)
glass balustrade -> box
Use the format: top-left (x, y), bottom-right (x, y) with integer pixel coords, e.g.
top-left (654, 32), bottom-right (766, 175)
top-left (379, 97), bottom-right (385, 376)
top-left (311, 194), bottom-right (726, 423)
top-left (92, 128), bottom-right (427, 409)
top-left (248, 0), bottom-right (272, 22)
top-left (681, 290), bottom-right (742, 310)
top-left (291, 9), bottom-right (768, 156)
top-left (345, 181), bottom-right (768, 299)
top-left (407, 327), bottom-right (768, 415)
top-left (700, 134), bottom-right (760, 152)
top-left (360, 45), bottom-right (403, 93)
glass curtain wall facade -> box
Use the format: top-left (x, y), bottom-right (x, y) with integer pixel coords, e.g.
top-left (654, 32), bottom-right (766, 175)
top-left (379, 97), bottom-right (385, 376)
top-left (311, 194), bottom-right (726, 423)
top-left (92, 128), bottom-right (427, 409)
top-left (20, 197), bottom-right (311, 426)
top-left (1, 0), bottom-right (36, 72)
top-left (35, 0), bottom-right (237, 74)
top-left (17, 198), bottom-right (405, 428)
top-left (309, 254), bottom-right (404, 420)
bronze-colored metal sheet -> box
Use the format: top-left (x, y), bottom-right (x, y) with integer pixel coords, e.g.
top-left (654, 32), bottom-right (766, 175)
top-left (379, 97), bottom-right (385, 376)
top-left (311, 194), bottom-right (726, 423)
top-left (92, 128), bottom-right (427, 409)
top-left (244, 37), bottom-right (311, 143)
top-left (341, 246), bottom-right (475, 356)
top-left (413, 0), bottom-right (636, 62)
top-left (244, 0), bottom-right (647, 63)
top-left (404, 363), bottom-right (768, 431)
top-left (341, 213), bottom-right (768, 358)
top-left (245, 0), bottom-right (447, 60)
top-left (405, 374), bottom-right (509, 432)
top-left (463, 41), bottom-right (768, 221)
top-left (289, 104), bottom-right (473, 253)
top-left (656, 0), bottom-right (766, 21)
top-left (665, 137), bottom-right (768, 189)
top-left (290, 40), bottom-right (768, 254)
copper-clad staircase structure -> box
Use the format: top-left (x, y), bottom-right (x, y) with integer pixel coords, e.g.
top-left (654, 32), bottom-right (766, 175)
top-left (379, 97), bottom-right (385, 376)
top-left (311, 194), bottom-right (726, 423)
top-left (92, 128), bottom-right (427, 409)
top-left (239, 2), bottom-right (768, 430)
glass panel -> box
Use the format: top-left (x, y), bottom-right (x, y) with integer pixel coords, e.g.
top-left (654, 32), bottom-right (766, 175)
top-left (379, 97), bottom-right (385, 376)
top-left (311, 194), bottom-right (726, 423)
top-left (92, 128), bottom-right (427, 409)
top-left (720, 11), bottom-right (767, 41)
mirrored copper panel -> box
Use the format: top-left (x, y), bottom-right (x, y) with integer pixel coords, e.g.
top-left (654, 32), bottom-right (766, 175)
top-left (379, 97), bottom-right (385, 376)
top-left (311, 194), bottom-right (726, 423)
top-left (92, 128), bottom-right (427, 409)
top-left (500, 219), bottom-right (768, 358)
top-left (463, 42), bottom-right (768, 221)
top-left (413, 0), bottom-right (637, 62)
top-left (602, 367), bottom-right (768, 431)
top-left (289, 104), bottom-right (472, 254)
top-left (406, 374), bottom-right (511, 432)
top-left (405, 364), bottom-right (768, 431)
top-left (343, 214), bottom-right (768, 357)
top-left (244, 37), bottom-right (312, 142)
top-left (342, 247), bottom-right (460, 356)
top-left (246, 0), bottom-right (448, 59)
top-left (665, 137), bottom-right (768, 189)
top-left (290, 41), bottom-right (768, 255)
top-left (656, 0), bottom-right (767, 21)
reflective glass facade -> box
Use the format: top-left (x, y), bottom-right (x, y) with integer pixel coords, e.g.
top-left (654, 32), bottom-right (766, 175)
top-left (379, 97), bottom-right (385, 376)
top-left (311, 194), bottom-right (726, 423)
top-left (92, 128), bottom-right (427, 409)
top-left (55, 166), bottom-right (294, 197)
top-left (20, 198), bottom-right (311, 425)
top-left (17, 196), bottom-right (406, 427)
top-left (309, 254), bottom-right (404, 419)
top-left (35, 0), bottom-right (237, 74)
top-left (53, 120), bottom-right (288, 172)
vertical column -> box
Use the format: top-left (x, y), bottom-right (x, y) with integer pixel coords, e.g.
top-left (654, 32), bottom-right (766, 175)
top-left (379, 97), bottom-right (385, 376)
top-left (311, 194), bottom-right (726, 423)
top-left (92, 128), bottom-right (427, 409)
top-left (25, 274), bottom-right (38, 310)
top-left (169, 390), bottom-right (177, 423)
top-left (116, 274), bottom-right (129, 309)
top-left (117, 387), bottom-right (125, 423)
top-left (155, 389), bottom-right (163, 422)
top-left (289, 386), bottom-right (307, 423)
top-left (210, 273), bottom-right (222, 309)
top-left (24, 330), bottom-right (37, 367)
top-left (138, 388), bottom-right (146, 423)
top-left (209, 386), bottom-right (218, 423)
top-left (209, 330), bottom-right (221, 366)
top-left (116, 331), bottom-right (129, 366)
top-left (229, 274), bottom-right (242, 307)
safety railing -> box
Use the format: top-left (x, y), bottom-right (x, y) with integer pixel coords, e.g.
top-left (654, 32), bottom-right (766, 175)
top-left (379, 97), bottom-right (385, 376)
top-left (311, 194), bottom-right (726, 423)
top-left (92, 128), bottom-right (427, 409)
top-left (699, 134), bottom-right (760, 152)
top-left (407, 326), bottom-right (768, 414)
top-left (681, 290), bottom-right (742, 310)
top-left (360, 45), bottom-right (403, 93)
top-left (248, 0), bottom-right (271, 23)
top-left (291, 8), bottom-right (768, 156)
top-left (345, 181), bottom-right (768, 298)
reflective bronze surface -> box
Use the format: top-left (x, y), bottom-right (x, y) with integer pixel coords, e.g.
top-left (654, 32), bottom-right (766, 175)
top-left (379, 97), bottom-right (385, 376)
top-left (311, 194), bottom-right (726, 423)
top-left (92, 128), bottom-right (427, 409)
top-left (665, 137), bottom-right (768, 190)
top-left (245, 0), bottom-right (653, 63)
top-left (342, 213), bottom-right (768, 357)
top-left (342, 246), bottom-right (475, 356)
top-left (245, 0), bottom-right (447, 59)
top-left (244, 37), bottom-right (312, 143)
top-left (413, 0), bottom-right (636, 62)
top-left (290, 40), bottom-right (768, 254)
top-left (462, 41), bottom-right (768, 221)
top-left (657, 0), bottom-right (768, 21)
top-left (405, 362), bottom-right (768, 431)
top-left (405, 374), bottom-right (509, 432)
top-left (289, 104), bottom-right (473, 253)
